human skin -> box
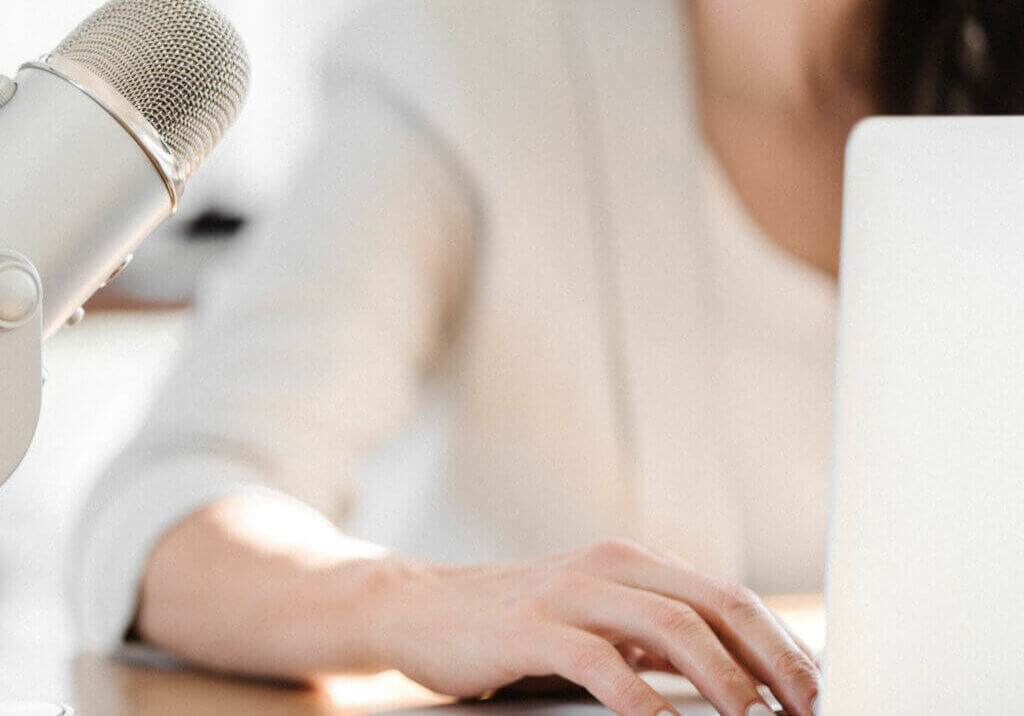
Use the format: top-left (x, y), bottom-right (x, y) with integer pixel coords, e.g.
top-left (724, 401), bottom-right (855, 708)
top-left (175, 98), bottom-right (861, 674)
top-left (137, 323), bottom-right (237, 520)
top-left (693, 0), bottom-right (876, 277)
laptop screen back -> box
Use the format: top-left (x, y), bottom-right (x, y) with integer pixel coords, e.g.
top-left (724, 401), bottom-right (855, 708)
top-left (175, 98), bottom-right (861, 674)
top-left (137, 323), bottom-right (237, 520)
top-left (825, 117), bottom-right (1024, 714)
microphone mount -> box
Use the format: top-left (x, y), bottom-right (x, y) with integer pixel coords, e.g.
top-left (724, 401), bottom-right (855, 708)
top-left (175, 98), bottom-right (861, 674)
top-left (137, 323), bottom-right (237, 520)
top-left (0, 249), bottom-right (43, 488)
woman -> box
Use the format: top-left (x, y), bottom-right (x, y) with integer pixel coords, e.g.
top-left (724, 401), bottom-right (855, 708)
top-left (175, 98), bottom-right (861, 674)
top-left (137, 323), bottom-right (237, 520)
top-left (70, 2), bottom-right (1010, 715)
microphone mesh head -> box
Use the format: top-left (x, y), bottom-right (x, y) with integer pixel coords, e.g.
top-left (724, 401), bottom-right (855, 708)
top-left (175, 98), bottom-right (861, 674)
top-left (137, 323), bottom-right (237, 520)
top-left (52, 0), bottom-right (251, 181)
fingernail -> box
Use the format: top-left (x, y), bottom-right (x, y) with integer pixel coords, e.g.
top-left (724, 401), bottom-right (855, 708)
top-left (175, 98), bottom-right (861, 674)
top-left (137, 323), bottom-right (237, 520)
top-left (656, 711), bottom-right (676, 716)
top-left (811, 695), bottom-right (821, 716)
top-left (747, 704), bottom-right (775, 716)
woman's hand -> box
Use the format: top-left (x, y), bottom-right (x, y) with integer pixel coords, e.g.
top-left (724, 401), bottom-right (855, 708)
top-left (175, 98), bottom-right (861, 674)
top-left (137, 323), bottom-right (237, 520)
top-left (136, 500), bottom-right (817, 716)
top-left (364, 540), bottom-right (820, 716)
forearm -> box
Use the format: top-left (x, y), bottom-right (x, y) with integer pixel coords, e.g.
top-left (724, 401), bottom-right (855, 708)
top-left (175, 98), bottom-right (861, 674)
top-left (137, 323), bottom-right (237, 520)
top-left (134, 507), bottom-right (824, 716)
top-left (136, 493), bottom-right (398, 680)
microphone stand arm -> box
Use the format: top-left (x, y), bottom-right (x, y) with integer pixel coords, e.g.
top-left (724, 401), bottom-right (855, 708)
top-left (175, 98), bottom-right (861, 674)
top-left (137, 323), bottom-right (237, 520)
top-left (0, 250), bottom-right (43, 488)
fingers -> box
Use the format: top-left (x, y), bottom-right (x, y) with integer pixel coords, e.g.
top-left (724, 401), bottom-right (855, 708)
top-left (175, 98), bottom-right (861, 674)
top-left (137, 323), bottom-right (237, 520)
top-left (574, 541), bottom-right (821, 716)
top-left (768, 610), bottom-right (820, 668)
top-left (674, 580), bottom-right (819, 716)
top-left (522, 626), bottom-right (678, 716)
top-left (555, 577), bottom-right (769, 716)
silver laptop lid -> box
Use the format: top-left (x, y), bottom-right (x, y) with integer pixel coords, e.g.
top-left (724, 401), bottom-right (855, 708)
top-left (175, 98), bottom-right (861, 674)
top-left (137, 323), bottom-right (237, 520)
top-left (824, 117), bottom-right (1024, 714)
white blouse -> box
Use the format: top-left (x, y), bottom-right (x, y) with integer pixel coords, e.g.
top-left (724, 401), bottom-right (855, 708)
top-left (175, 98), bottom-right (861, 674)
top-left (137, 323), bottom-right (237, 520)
top-left (69, 0), bottom-right (837, 650)
top-left (701, 149), bottom-right (836, 594)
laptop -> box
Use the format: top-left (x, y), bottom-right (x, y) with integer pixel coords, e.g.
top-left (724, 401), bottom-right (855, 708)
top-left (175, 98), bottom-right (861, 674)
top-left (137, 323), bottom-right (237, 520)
top-left (383, 118), bottom-right (1024, 714)
top-left (823, 117), bottom-right (1024, 714)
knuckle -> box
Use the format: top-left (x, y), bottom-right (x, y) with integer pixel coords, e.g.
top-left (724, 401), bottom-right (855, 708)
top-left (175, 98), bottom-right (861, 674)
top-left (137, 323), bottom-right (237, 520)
top-left (772, 648), bottom-right (818, 683)
top-left (717, 584), bottom-right (764, 621)
top-left (651, 602), bottom-right (704, 640)
top-left (709, 660), bottom-right (750, 692)
top-left (583, 539), bottom-right (645, 566)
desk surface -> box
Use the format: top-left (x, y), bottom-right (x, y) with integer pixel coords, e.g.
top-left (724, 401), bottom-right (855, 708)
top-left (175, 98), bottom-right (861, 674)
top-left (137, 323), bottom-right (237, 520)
top-left (8, 596), bottom-right (824, 716)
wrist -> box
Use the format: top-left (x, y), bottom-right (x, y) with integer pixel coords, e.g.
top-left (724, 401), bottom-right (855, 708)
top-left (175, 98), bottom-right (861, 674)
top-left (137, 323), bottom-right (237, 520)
top-left (313, 554), bottom-right (422, 672)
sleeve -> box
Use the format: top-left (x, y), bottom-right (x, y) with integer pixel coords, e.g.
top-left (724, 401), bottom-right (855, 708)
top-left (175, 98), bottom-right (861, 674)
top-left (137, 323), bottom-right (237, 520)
top-left (67, 59), bottom-right (479, 651)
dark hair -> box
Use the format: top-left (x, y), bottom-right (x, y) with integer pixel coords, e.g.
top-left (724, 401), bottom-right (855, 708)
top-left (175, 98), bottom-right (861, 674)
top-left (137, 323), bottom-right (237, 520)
top-left (874, 1), bottom-right (1024, 114)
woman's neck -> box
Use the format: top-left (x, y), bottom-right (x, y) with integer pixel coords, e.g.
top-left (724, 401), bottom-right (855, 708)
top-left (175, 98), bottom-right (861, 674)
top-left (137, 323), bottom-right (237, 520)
top-left (690, 0), bottom-right (873, 120)
top-left (688, 0), bottom-right (877, 277)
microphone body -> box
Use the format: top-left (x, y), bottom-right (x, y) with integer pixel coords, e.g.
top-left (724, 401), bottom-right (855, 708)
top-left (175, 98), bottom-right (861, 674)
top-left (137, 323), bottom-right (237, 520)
top-left (0, 0), bottom-right (250, 486)
top-left (0, 64), bottom-right (172, 339)
top-left (0, 0), bottom-right (250, 339)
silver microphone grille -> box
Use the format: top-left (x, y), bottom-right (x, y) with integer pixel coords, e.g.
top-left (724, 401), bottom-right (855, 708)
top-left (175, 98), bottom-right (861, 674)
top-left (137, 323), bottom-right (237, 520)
top-left (51, 0), bottom-right (251, 182)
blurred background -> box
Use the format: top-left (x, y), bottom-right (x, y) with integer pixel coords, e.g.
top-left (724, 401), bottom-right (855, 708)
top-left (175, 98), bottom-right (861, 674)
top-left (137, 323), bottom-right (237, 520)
top-left (0, 0), bottom-right (346, 699)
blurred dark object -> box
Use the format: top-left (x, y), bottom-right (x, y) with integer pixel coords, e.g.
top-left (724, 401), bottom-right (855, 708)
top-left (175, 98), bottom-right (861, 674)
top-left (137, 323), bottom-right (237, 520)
top-left (875, 0), bottom-right (1024, 114)
top-left (84, 291), bottom-right (187, 311)
top-left (484, 676), bottom-right (789, 713)
top-left (83, 205), bottom-right (249, 311)
top-left (85, 205), bottom-right (251, 309)
top-left (184, 208), bottom-right (247, 242)
top-left (483, 676), bottom-right (591, 702)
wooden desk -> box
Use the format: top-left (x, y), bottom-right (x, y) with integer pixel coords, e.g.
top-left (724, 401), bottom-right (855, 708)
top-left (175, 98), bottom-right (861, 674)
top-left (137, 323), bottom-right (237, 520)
top-left (71, 658), bottom-right (447, 716)
top-left (57, 596), bottom-right (824, 716)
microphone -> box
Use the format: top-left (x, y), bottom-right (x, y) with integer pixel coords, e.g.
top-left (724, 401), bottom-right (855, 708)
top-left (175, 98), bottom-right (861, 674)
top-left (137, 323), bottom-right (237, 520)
top-left (0, 0), bottom-right (250, 339)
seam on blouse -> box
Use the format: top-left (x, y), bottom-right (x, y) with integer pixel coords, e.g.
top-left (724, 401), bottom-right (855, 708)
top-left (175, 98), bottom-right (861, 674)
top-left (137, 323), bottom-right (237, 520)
top-left (556, 2), bottom-right (641, 539)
